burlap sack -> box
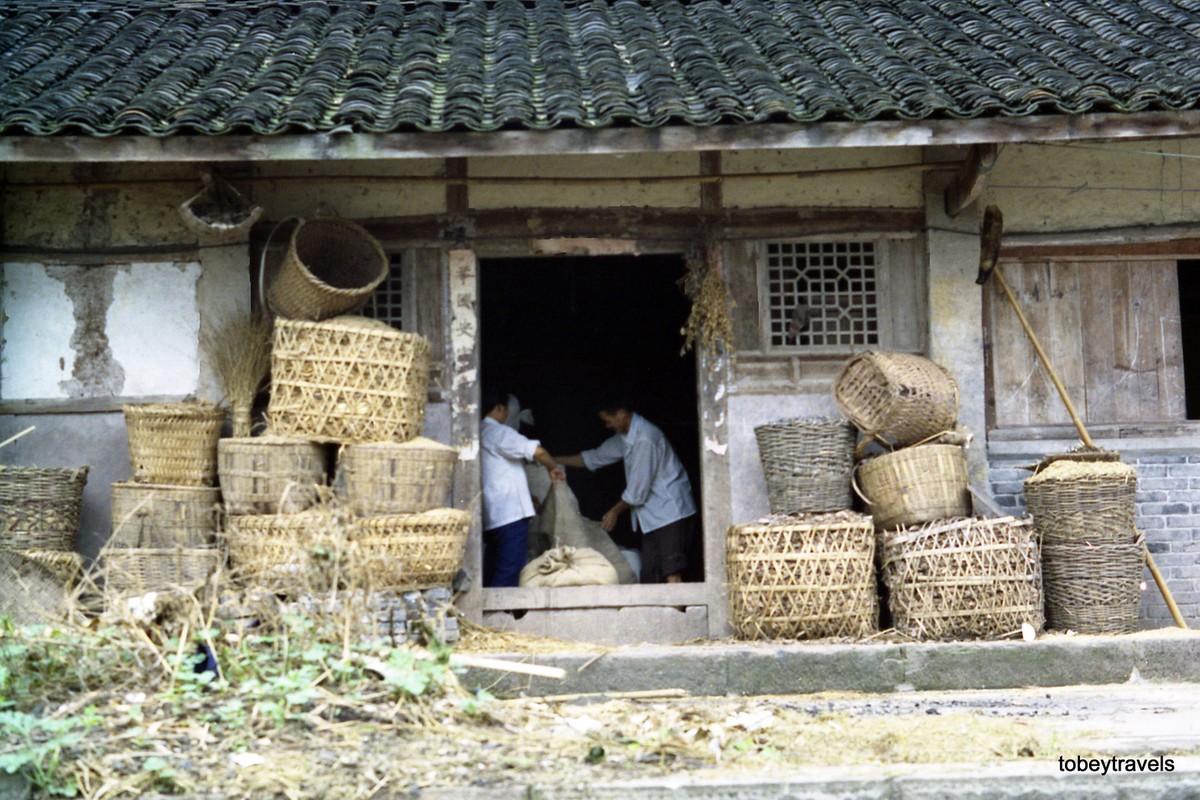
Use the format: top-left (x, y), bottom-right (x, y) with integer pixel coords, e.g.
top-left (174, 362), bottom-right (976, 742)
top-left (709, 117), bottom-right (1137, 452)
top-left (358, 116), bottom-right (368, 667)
top-left (541, 481), bottom-right (638, 584)
top-left (520, 546), bottom-right (619, 588)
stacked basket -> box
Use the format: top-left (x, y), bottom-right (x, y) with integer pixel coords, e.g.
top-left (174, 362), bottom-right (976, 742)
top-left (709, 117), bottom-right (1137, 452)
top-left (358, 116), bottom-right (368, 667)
top-left (1024, 459), bottom-right (1143, 634)
top-left (728, 417), bottom-right (877, 640)
top-left (835, 351), bottom-right (1044, 640)
top-left (103, 401), bottom-right (225, 596)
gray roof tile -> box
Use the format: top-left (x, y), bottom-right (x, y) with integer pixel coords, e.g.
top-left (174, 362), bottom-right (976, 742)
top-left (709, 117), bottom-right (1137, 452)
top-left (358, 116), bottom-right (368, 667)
top-left (2, 0), bottom-right (1200, 136)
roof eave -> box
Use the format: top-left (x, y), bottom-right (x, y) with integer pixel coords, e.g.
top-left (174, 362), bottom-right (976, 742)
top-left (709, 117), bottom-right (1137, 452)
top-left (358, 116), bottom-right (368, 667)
top-left (1, 110), bottom-right (1198, 163)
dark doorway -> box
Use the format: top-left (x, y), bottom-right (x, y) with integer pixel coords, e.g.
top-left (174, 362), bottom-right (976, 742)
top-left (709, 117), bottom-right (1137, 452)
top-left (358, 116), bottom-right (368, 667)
top-left (480, 254), bottom-right (703, 581)
top-left (1179, 261), bottom-right (1200, 420)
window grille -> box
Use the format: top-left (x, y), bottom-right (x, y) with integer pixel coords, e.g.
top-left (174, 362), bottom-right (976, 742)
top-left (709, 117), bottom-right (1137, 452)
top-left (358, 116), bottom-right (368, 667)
top-left (363, 254), bottom-right (405, 327)
top-left (765, 240), bottom-right (879, 350)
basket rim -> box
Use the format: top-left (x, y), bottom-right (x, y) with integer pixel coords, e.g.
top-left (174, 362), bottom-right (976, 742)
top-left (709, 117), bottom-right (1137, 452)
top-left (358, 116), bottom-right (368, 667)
top-left (273, 315), bottom-right (426, 340)
top-left (111, 481), bottom-right (221, 493)
top-left (356, 508), bottom-right (472, 525)
top-left (123, 401), bottom-right (225, 419)
top-left (285, 217), bottom-right (388, 294)
top-left (218, 436), bottom-right (327, 449)
top-left (343, 437), bottom-right (458, 454)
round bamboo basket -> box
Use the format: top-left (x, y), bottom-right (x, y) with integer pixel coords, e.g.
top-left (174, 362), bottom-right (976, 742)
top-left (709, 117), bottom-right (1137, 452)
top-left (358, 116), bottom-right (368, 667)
top-left (222, 511), bottom-right (342, 594)
top-left (833, 352), bottom-right (958, 447)
top-left (109, 483), bottom-right (221, 549)
top-left (856, 444), bottom-right (971, 531)
top-left (339, 437), bottom-right (457, 515)
top-left (266, 316), bottom-right (432, 444)
top-left (267, 217), bottom-right (388, 321)
top-left (1023, 459), bottom-right (1137, 542)
top-left (1042, 532), bottom-right (1145, 635)
top-left (726, 512), bottom-right (878, 640)
top-left (353, 508), bottom-right (471, 591)
top-left (879, 516), bottom-right (1043, 640)
top-left (123, 402), bottom-right (224, 486)
top-left (0, 465), bottom-right (89, 551)
top-left (218, 437), bottom-right (328, 515)
top-left (98, 545), bottom-right (223, 597)
top-left (753, 417), bottom-right (856, 514)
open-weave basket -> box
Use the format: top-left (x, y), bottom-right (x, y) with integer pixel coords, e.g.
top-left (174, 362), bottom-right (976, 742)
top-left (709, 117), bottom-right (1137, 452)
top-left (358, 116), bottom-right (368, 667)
top-left (267, 217), bottom-right (388, 321)
top-left (339, 438), bottom-right (457, 515)
top-left (726, 512), bottom-right (878, 640)
top-left (856, 444), bottom-right (971, 531)
top-left (267, 316), bottom-right (432, 444)
top-left (109, 483), bottom-right (221, 549)
top-left (222, 511), bottom-right (340, 594)
top-left (218, 437), bottom-right (327, 515)
top-left (0, 466), bottom-right (89, 550)
top-left (1042, 532), bottom-right (1145, 635)
top-left (1024, 459), bottom-right (1137, 541)
top-left (98, 546), bottom-right (223, 596)
top-left (879, 516), bottom-right (1043, 640)
top-left (834, 352), bottom-right (958, 447)
top-left (753, 417), bottom-right (856, 514)
top-left (124, 402), bottom-right (224, 486)
top-left (353, 508), bottom-right (471, 591)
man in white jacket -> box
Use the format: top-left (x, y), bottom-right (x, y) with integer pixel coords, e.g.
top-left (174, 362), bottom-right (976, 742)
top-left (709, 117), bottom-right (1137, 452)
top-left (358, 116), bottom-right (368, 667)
top-left (559, 398), bottom-right (697, 583)
top-left (480, 386), bottom-right (563, 587)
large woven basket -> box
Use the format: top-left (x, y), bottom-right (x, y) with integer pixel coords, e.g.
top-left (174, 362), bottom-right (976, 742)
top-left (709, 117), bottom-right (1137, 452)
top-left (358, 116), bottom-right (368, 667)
top-left (1042, 532), bottom-right (1145, 635)
top-left (98, 546), bottom-right (223, 596)
top-left (267, 316), bottom-right (432, 444)
top-left (834, 352), bottom-right (958, 447)
top-left (354, 508), bottom-right (471, 591)
top-left (267, 217), bottom-right (388, 321)
top-left (726, 512), bottom-right (878, 640)
top-left (223, 511), bottom-right (339, 594)
top-left (753, 417), bottom-right (856, 514)
top-left (339, 437), bottom-right (457, 515)
top-left (218, 437), bottom-right (327, 515)
top-left (879, 516), bottom-right (1043, 640)
top-left (109, 483), bottom-right (221, 548)
top-left (1024, 459), bottom-right (1137, 541)
top-left (0, 549), bottom-right (75, 625)
top-left (0, 466), bottom-right (89, 550)
top-left (124, 402), bottom-right (224, 486)
top-left (856, 444), bottom-right (971, 531)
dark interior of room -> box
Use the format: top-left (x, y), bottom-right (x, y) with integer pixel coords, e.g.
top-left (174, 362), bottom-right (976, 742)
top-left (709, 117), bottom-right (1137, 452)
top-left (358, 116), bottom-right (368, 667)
top-left (1178, 260), bottom-right (1200, 421)
top-left (480, 254), bottom-right (703, 581)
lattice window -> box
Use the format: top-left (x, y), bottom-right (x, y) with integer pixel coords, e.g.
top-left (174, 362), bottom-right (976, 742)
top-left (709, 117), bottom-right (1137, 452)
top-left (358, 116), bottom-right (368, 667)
top-left (363, 254), bottom-right (405, 328)
top-left (764, 240), bottom-right (879, 350)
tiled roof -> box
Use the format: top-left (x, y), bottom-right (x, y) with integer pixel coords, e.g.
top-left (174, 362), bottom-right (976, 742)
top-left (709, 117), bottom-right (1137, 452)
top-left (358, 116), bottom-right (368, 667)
top-left (2, 0), bottom-right (1200, 136)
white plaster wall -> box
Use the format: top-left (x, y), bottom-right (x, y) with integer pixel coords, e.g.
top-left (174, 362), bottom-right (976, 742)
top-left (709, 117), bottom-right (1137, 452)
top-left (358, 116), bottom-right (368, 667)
top-left (727, 392), bottom-right (844, 525)
top-left (106, 262), bottom-right (202, 397)
top-left (0, 264), bottom-right (76, 399)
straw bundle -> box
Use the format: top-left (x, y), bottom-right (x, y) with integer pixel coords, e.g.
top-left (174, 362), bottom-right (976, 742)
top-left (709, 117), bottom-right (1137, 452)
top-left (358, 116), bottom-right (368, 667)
top-left (879, 516), bottom-right (1043, 640)
top-left (267, 316), bottom-right (432, 443)
top-left (856, 444), bottom-right (971, 531)
top-left (206, 314), bottom-right (272, 438)
top-left (339, 437), bottom-right (457, 515)
top-left (726, 511), bottom-right (878, 640)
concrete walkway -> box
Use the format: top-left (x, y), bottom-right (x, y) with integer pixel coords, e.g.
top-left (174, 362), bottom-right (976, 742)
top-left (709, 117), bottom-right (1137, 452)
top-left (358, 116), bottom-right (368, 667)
top-left (460, 629), bottom-right (1200, 697)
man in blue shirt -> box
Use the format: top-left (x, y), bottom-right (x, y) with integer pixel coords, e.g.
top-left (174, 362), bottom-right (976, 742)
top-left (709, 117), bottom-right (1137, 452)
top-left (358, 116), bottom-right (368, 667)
top-left (560, 399), bottom-right (698, 583)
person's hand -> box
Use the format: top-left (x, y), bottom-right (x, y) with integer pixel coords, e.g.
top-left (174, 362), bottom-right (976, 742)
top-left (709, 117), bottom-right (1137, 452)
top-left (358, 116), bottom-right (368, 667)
top-left (550, 465), bottom-right (566, 484)
top-left (600, 507), bottom-right (620, 532)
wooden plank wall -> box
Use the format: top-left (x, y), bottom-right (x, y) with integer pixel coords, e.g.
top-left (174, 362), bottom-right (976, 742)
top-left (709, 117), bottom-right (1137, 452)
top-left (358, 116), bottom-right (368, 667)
top-left (989, 259), bottom-right (1185, 426)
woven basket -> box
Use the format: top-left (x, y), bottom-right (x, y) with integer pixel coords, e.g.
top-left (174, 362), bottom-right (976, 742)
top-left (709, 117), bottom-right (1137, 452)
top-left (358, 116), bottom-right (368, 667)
top-left (1024, 459), bottom-right (1137, 541)
top-left (354, 508), bottom-right (471, 591)
top-left (267, 316), bottom-right (432, 444)
top-left (109, 483), bottom-right (221, 548)
top-left (10, 549), bottom-right (85, 586)
top-left (726, 512), bottom-right (878, 640)
top-left (833, 352), bottom-right (958, 447)
top-left (267, 217), bottom-right (388, 321)
top-left (856, 444), bottom-right (971, 531)
top-left (98, 546), bottom-right (223, 596)
top-left (124, 402), bottom-right (224, 486)
top-left (1042, 532), bottom-right (1145, 635)
top-left (0, 466), bottom-right (89, 550)
top-left (0, 549), bottom-right (74, 625)
top-left (753, 418), bottom-right (856, 514)
top-left (339, 438), bottom-right (457, 515)
top-left (879, 516), bottom-right (1043, 640)
top-left (218, 437), bottom-right (327, 515)
top-left (222, 511), bottom-right (340, 594)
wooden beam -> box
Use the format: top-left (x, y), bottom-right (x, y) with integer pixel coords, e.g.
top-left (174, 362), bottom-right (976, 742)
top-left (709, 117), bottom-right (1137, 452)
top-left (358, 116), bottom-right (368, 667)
top-left (699, 151), bottom-right (722, 215)
top-left (944, 143), bottom-right (998, 217)
top-left (3, 111), bottom-right (1199, 163)
top-left (444, 157), bottom-right (468, 214)
top-left (482, 583), bottom-right (710, 611)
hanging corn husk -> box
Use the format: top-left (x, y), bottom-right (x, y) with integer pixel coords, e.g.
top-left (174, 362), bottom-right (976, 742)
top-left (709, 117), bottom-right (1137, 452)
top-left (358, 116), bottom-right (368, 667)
top-left (679, 248), bottom-right (734, 355)
top-left (206, 313), bottom-right (272, 437)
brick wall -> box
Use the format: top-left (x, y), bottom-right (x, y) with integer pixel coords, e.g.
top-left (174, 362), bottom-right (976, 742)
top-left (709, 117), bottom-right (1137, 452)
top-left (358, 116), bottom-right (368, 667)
top-left (988, 454), bottom-right (1200, 629)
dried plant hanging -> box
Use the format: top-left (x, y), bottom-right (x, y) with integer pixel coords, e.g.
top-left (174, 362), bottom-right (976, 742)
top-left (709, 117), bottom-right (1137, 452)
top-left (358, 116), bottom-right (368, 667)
top-left (679, 252), bottom-right (734, 355)
top-left (206, 313), bottom-right (273, 438)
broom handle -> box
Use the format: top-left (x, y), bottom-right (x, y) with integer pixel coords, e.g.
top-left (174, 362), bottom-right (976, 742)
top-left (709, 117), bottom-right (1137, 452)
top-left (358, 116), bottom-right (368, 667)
top-left (992, 268), bottom-right (1097, 449)
top-left (1146, 548), bottom-right (1188, 629)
